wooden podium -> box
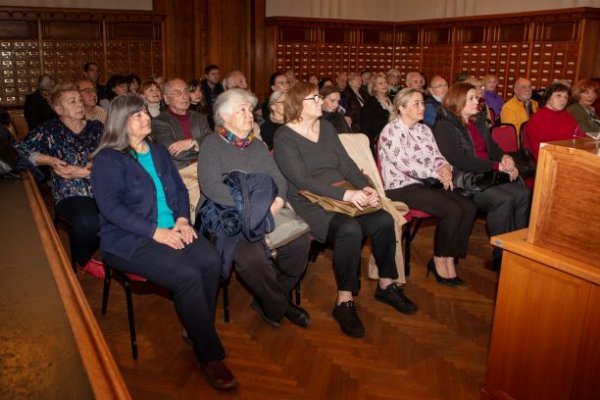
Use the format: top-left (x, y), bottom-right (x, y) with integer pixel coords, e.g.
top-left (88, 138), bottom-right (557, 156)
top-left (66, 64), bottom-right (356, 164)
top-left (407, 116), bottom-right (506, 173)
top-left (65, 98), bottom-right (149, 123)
top-left (482, 139), bottom-right (600, 400)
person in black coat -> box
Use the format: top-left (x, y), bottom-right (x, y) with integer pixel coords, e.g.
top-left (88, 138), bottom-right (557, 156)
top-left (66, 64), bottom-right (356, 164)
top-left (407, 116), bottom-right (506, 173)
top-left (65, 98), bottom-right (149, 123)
top-left (340, 72), bottom-right (365, 132)
top-left (24, 74), bottom-right (57, 131)
top-left (432, 83), bottom-right (530, 270)
top-left (320, 86), bottom-right (352, 133)
top-left (361, 72), bottom-right (393, 152)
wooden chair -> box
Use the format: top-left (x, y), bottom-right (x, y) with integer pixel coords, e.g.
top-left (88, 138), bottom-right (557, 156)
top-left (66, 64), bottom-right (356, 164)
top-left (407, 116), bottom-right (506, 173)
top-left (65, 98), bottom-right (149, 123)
top-left (7, 109), bottom-right (30, 140)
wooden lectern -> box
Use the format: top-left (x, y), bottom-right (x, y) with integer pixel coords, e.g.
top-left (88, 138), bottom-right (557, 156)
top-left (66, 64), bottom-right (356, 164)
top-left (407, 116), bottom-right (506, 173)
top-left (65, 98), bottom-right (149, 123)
top-left (482, 139), bottom-right (600, 400)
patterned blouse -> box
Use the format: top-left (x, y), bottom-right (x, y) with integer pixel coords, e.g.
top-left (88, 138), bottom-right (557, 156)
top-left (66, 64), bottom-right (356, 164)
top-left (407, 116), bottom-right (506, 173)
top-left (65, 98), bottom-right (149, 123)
top-left (378, 117), bottom-right (449, 190)
top-left (17, 118), bottom-right (103, 203)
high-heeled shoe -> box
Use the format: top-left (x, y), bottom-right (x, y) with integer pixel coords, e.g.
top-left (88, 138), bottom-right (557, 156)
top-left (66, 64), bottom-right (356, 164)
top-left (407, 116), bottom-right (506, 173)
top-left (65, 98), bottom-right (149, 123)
top-left (426, 259), bottom-right (456, 286)
top-left (450, 276), bottom-right (465, 285)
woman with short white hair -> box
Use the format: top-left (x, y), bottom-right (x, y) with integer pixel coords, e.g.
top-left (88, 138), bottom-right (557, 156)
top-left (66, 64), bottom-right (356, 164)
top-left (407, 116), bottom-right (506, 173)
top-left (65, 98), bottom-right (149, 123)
top-left (198, 88), bottom-right (311, 329)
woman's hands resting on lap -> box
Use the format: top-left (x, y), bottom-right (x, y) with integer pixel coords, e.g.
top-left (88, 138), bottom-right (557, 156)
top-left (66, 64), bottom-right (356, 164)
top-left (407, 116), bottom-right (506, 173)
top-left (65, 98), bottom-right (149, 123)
top-left (343, 187), bottom-right (380, 210)
top-left (153, 218), bottom-right (197, 250)
top-left (499, 155), bottom-right (519, 181)
top-left (437, 164), bottom-right (454, 191)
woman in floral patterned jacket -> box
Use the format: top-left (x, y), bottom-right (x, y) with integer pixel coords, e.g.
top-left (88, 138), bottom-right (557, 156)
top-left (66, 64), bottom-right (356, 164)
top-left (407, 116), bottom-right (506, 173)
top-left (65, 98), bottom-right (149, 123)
top-left (378, 88), bottom-right (476, 286)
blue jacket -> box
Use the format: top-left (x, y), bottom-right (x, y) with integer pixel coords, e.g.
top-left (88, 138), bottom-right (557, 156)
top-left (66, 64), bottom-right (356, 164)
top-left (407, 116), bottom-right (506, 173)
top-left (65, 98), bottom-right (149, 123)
top-left (198, 171), bottom-right (276, 278)
top-left (91, 142), bottom-right (191, 260)
top-left (423, 95), bottom-right (441, 128)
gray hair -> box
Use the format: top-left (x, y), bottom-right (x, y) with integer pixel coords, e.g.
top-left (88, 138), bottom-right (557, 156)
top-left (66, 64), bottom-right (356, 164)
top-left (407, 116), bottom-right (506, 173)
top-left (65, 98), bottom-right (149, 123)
top-left (91, 94), bottom-right (147, 157)
top-left (213, 88), bottom-right (258, 126)
top-left (268, 90), bottom-right (285, 105)
top-left (37, 74), bottom-right (55, 91)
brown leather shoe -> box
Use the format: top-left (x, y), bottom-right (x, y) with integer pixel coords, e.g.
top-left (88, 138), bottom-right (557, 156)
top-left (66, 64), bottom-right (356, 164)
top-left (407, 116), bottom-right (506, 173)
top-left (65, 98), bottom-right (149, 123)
top-left (200, 360), bottom-right (239, 391)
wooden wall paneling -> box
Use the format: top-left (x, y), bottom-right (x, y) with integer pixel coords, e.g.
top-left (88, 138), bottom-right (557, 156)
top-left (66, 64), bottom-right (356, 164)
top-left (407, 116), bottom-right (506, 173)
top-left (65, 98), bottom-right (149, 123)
top-left (0, 6), bottom-right (165, 107)
top-left (251, 0), bottom-right (266, 95)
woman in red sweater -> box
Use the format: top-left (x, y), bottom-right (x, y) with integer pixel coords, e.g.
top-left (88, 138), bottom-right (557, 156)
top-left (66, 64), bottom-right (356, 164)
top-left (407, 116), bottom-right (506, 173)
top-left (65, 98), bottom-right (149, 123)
top-left (524, 82), bottom-right (584, 161)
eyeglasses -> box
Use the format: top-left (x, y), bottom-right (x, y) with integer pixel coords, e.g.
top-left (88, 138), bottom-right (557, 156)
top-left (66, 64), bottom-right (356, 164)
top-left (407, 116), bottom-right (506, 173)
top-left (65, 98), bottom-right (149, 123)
top-left (168, 89), bottom-right (190, 98)
top-left (303, 94), bottom-right (323, 103)
top-left (79, 88), bottom-right (97, 94)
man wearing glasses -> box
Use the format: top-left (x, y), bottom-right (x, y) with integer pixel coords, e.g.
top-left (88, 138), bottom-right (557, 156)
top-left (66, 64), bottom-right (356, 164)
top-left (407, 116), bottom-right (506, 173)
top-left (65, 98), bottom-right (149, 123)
top-left (77, 79), bottom-right (106, 124)
top-left (423, 75), bottom-right (449, 127)
top-left (152, 78), bottom-right (212, 169)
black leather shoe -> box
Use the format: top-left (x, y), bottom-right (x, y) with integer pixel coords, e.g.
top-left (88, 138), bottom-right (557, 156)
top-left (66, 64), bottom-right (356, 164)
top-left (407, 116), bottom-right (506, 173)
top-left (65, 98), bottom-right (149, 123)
top-left (375, 283), bottom-right (418, 314)
top-left (450, 276), bottom-right (465, 285)
top-left (427, 259), bottom-right (457, 286)
top-left (200, 360), bottom-right (239, 391)
top-left (250, 298), bottom-right (281, 327)
top-left (285, 303), bottom-right (310, 327)
top-left (332, 300), bottom-right (365, 338)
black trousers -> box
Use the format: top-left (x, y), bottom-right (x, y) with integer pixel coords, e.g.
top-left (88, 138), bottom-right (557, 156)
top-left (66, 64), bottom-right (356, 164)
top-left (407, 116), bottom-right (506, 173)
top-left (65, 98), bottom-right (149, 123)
top-left (473, 181), bottom-right (530, 235)
top-left (326, 210), bottom-right (398, 292)
top-left (103, 236), bottom-right (225, 364)
top-left (54, 196), bottom-right (100, 266)
top-left (232, 233), bottom-right (310, 320)
top-left (386, 184), bottom-right (477, 258)
top-left (472, 181), bottom-right (530, 259)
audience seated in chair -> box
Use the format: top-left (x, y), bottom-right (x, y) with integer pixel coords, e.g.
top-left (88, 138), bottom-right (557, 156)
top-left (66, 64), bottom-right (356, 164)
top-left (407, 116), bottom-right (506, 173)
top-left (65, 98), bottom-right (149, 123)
top-left (483, 74), bottom-right (504, 120)
top-left (140, 79), bottom-right (163, 118)
top-left (423, 75), bottom-right (448, 128)
top-left (320, 86), bottom-right (352, 133)
top-left (524, 82), bottom-right (584, 162)
top-left (405, 71), bottom-right (426, 91)
top-left (362, 72), bottom-right (393, 152)
top-left (77, 79), bottom-right (106, 124)
top-left (567, 79), bottom-right (600, 134)
top-left (379, 88), bottom-right (476, 285)
top-left (91, 94), bottom-right (238, 391)
top-left (24, 74), bottom-right (57, 131)
top-left (17, 82), bottom-right (104, 278)
top-left (152, 78), bottom-right (212, 169)
top-left (500, 77), bottom-right (538, 140)
top-left (99, 74), bottom-right (128, 110)
top-left (274, 81), bottom-right (417, 339)
top-left (433, 82), bottom-right (530, 271)
top-left (259, 90), bottom-right (285, 150)
top-left (197, 88), bottom-right (311, 330)
top-left (340, 72), bottom-right (365, 132)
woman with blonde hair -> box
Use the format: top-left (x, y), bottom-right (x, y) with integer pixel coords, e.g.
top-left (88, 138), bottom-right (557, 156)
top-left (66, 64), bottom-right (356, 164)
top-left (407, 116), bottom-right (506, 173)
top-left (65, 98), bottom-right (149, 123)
top-left (379, 88), bottom-right (476, 285)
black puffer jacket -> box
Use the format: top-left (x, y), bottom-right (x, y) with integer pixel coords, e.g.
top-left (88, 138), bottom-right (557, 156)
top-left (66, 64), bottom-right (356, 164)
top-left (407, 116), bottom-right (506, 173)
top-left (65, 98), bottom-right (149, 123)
top-left (432, 107), bottom-right (505, 173)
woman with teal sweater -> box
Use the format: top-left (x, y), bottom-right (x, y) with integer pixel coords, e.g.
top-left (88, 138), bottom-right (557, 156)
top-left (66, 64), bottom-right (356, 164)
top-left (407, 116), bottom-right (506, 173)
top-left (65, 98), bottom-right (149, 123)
top-left (91, 94), bottom-right (238, 391)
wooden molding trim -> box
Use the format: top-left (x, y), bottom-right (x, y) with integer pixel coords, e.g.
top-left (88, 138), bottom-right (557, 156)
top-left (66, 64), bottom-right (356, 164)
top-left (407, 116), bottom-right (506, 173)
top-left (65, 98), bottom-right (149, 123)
top-left (22, 172), bottom-right (131, 400)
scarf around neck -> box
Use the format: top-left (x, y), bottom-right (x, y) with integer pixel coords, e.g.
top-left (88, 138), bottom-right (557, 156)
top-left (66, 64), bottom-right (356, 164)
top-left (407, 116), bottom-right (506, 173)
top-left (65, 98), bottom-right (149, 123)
top-left (218, 126), bottom-right (255, 149)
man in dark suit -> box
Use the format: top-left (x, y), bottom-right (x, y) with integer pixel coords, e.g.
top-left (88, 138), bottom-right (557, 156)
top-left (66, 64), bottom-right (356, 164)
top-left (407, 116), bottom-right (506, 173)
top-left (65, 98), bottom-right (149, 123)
top-left (152, 78), bottom-right (212, 169)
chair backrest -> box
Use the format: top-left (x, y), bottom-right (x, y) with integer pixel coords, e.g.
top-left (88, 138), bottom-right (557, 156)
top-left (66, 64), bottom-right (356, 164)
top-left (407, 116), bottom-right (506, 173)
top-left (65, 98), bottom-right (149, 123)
top-left (7, 109), bottom-right (29, 140)
top-left (519, 120), bottom-right (529, 150)
top-left (491, 123), bottom-right (518, 153)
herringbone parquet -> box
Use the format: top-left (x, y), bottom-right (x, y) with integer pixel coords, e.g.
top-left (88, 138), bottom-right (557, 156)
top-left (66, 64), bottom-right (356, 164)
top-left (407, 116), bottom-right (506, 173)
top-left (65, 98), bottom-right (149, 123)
top-left (78, 219), bottom-right (498, 400)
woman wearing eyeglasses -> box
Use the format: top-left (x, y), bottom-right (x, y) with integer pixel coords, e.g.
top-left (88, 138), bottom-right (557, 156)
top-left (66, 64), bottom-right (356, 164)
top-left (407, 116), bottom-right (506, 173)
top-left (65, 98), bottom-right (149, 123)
top-left (274, 82), bottom-right (417, 339)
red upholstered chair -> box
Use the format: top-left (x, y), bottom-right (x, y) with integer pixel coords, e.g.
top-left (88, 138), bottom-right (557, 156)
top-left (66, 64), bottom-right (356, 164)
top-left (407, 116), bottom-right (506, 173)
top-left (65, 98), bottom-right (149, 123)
top-left (491, 123), bottom-right (518, 153)
top-left (402, 209), bottom-right (433, 276)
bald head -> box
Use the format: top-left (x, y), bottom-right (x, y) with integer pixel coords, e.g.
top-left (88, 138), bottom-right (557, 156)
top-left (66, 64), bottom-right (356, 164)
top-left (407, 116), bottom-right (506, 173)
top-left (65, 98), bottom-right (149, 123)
top-left (224, 70), bottom-right (248, 90)
top-left (406, 71), bottom-right (425, 90)
top-left (514, 78), bottom-right (532, 101)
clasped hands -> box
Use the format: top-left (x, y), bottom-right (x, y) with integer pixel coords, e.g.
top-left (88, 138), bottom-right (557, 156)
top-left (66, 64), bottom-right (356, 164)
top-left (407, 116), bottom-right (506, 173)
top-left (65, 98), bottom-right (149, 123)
top-left (168, 139), bottom-right (197, 156)
top-left (499, 155), bottom-right (519, 181)
top-left (344, 187), bottom-right (380, 210)
top-left (437, 164), bottom-right (454, 191)
top-left (51, 158), bottom-right (92, 179)
top-left (153, 218), bottom-right (197, 250)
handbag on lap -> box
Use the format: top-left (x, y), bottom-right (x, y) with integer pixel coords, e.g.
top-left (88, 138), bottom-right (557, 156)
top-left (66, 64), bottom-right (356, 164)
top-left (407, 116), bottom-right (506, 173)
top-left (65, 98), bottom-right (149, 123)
top-left (299, 181), bottom-right (382, 217)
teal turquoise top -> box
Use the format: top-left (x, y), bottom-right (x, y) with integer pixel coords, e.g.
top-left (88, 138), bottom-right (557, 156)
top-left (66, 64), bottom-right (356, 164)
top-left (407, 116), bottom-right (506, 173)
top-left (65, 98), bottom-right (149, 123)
top-left (136, 150), bottom-right (175, 228)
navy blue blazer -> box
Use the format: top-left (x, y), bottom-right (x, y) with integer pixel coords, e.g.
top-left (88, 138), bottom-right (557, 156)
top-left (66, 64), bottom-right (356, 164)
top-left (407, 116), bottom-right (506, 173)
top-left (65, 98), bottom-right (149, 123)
top-left (91, 142), bottom-right (191, 260)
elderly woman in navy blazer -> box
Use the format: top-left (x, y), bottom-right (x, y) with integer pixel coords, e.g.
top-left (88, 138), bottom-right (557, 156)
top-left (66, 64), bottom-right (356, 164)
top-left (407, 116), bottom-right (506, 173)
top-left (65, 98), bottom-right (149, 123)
top-left (90, 94), bottom-right (237, 391)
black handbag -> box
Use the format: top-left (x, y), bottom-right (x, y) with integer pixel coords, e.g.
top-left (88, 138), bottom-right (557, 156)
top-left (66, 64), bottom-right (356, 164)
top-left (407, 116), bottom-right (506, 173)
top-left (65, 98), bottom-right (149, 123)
top-left (453, 170), bottom-right (511, 197)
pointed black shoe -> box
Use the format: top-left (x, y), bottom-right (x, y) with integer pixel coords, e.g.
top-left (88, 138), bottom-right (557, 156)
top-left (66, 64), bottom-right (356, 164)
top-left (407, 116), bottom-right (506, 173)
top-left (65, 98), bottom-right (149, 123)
top-left (426, 259), bottom-right (457, 286)
top-left (285, 302), bottom-right (310, 327)
top-left (250, 298), bottom-right (281, 327)
top-left (450, 276), bottom-right (465, 285)
top-left (332, 300), bottom-right (365, 338)
top-left (375, 283), bottom-right (418, 314)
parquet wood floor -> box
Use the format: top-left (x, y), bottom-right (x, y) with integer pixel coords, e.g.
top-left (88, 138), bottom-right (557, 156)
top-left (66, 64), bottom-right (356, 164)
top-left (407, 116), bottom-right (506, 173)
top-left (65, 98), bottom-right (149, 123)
top-left (78, 219), bottom-right (498, 399)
